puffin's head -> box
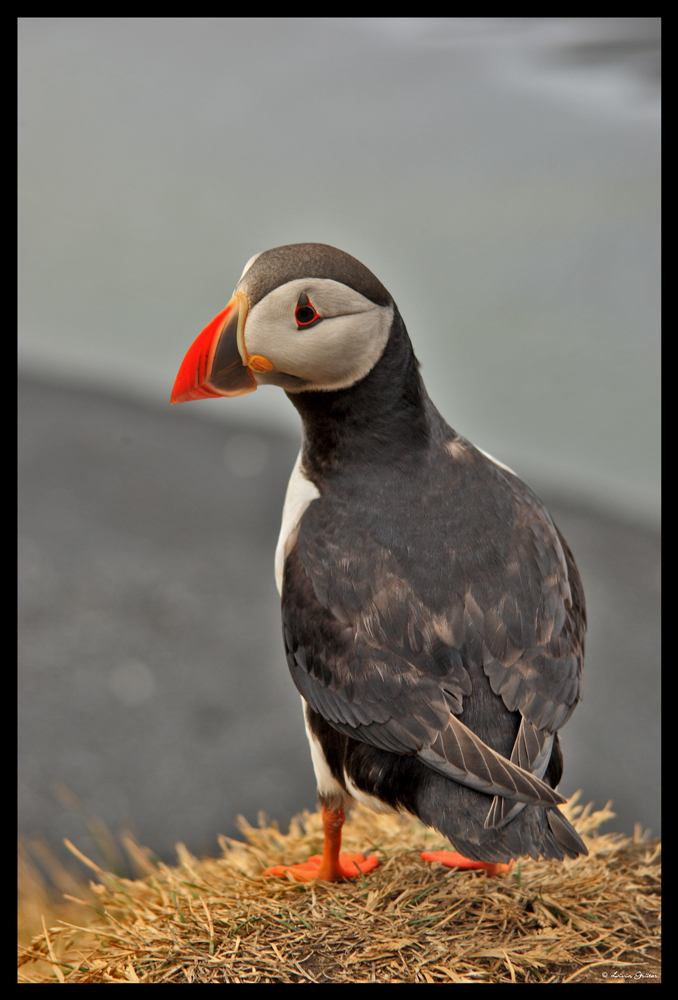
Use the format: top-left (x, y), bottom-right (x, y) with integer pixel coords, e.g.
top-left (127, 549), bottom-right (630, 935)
top-left (171, 243), bottom-right (395, 403)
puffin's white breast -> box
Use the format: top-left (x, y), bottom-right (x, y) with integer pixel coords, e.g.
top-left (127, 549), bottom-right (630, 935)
top-left (274, 450), bottom-right (320, 595)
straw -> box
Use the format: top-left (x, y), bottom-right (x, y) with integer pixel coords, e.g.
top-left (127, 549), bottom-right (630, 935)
top-left (18, 794), bottom-right (660, 984)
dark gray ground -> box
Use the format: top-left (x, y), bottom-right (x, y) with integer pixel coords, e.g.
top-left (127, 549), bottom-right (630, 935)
top-left (18, 376), bottom-right (660, 871)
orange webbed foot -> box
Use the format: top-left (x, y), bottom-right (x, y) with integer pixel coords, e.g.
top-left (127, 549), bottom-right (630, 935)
top-left (421, 850), bottom-right (513, 876)
top-left (264, 852), bottom-right (379, 882)
top-left (263, 805), bottom-right (378, 882)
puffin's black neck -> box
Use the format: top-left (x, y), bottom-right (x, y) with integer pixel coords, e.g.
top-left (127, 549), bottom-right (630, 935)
top-left (287, 310), bottom-right (432, 480)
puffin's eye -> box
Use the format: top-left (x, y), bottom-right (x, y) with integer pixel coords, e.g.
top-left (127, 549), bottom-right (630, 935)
top-left (295, 293), bottom-right (322, 328)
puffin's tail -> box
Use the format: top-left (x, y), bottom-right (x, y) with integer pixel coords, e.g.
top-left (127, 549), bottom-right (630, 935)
top-left (546, 806), bottom-right (588, 859)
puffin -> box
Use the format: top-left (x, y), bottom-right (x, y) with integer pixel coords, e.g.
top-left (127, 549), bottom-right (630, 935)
top-left (171, 243), bottom-right (587, 880)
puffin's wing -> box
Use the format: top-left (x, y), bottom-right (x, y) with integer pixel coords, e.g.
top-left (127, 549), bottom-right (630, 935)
top-left (467, 493), bottom-right (586, 733)
top-left (282, 443), bottom-right (586, 810)
top-left (484, 720), bottom-right (554, 828)
top-left (283, 527), bottom-right (571, 809)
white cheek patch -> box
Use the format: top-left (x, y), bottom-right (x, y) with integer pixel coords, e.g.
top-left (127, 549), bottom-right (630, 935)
top-left (244, 278), bottom-right (394, 392)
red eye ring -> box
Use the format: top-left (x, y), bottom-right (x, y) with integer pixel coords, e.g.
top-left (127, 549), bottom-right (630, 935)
top-left (295, 293), bottom-right (322, 328)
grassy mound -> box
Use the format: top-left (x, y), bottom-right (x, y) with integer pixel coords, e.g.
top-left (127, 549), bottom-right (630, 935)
top-left (18, 795), bottom-right (660, 983)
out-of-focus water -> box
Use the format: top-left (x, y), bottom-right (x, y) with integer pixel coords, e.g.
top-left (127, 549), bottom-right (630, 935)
top-left (19, 17), bottom-right (660, 524)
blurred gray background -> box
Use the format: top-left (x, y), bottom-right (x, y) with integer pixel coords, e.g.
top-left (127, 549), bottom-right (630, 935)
top-left (19, 18), bottom-right (660, 869)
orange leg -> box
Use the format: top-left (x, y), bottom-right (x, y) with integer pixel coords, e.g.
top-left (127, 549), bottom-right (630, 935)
top-left (421, 850), bottom-right (513, 876)
top-left (263, 806), bottom-right (379, 882)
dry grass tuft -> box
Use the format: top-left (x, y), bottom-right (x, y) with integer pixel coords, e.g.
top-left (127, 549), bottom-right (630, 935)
top-left (18, 794), bottom-right (660, 983)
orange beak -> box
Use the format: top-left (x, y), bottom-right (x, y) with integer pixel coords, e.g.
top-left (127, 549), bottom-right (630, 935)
top-left (171, 291), bottom-right (257, 404)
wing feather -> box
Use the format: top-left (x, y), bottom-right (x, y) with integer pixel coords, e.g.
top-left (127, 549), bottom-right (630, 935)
top-left (281, 440), bottom-right (585, 809)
